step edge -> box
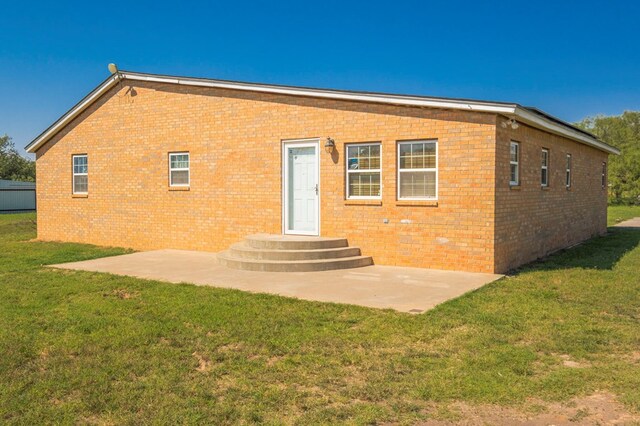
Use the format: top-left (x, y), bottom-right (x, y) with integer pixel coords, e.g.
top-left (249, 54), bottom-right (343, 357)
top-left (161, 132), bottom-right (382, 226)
top-left (230, 243), bottom-right (360, 253)
top-left (217, 254), bottom-right (372, 265)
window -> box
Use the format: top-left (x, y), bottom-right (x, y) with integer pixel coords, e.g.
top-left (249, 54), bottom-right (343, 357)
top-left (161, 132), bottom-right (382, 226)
top-left (510, 141), bottom-right (519, 186)
top-left (169, 152), bottom-right (190, 186)
top-left (566, 154), bottom-right (572, 188)
top-left (346, 143), bottom-right (381, 199)
top-left (397, 140), bottom-right (437, 200)
top-left (541, 148), bottom-right (549, 187)
top-left (72, 154), bottom-right (88, 194)
top-left (602, 162), bottom-right (607, 188)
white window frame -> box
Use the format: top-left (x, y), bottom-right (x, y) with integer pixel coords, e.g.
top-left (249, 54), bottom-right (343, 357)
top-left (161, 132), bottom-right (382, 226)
top-left (602, 162), bottom-right (607, 189)
top-left (72, 154), bottom-right (88, 194)
top-left (510, 141), bottom-right (520, 186)
top-left (169, 152), bottom-right (190, 187)
top-left (345, 142), bottom-right (382, 200)
top-left (397, 139), bottom-right (438, 201)
top-left (566, 154), bottom-right (572, 188)
top-left (541, 148), bottom-right (549, 187)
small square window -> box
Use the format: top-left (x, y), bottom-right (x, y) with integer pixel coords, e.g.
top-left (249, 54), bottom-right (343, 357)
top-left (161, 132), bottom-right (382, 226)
top-left (169, 152), bottom-right (190, 187)
top-left (72, 154), bottom-right (88, 194)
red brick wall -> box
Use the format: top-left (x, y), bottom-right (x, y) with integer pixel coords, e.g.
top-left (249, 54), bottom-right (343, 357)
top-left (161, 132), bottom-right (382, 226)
top-left (493, 115), bottom-right (609, 272)
top-left (35, 81), bottom-right (498, 272)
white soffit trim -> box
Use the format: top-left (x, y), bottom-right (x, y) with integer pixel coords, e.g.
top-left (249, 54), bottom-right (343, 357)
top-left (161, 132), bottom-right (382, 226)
top-left (25, 71), bottom-right (619, 155)
top-left (514, 107), bottom-right (620, 155)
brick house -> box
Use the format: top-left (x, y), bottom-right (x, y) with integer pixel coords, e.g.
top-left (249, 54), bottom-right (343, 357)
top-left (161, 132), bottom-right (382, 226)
top-left (25, 70), bottom-right (619, 273)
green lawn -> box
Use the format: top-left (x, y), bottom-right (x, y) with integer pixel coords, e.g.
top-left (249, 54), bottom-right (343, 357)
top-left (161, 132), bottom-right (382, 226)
top-left (1, 210), bottom-right (639, 424)
top-left (608, 204), bottom-right (640, 226)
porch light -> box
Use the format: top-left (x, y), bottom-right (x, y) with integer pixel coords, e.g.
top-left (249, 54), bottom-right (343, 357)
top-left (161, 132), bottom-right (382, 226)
top-left (324, 137), bottom-right (336, 154)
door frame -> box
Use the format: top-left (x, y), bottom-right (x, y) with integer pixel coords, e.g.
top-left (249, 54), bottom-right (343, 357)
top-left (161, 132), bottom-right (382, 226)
top-left (282, 138), bottom-right (320, 236)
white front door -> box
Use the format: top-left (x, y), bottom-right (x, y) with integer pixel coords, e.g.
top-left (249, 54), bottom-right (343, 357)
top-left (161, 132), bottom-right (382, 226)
top-left (283, 140), bottom-right (319, 235)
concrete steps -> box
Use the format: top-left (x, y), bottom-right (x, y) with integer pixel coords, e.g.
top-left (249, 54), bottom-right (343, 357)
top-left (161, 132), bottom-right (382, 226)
top-left (217, 234), bottom-right (373, 272)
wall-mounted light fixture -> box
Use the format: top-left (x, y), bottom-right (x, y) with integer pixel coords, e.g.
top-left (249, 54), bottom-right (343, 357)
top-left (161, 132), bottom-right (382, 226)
top-left (501, 118), bottom-right (520, 130)
top-left (324, 137), bottom-right (336, 154)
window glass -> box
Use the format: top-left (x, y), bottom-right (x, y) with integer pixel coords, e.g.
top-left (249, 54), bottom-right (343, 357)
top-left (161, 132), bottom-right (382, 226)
top-left (348, 172), bottom-right (381, 197)
top-left (170, 154), bottom-right (189, 169)
top-left (399, 142), bottom-right (436, 169)
top-left (73, 175), bottom-right (88, 194)
top-left (399, 170), bottom-right (436, 199)
top-left (346, 144), bottom-right (381, 198)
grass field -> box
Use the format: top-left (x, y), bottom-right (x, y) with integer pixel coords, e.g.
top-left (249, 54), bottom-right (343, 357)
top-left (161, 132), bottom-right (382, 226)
top-left (608, 205), bottom-right (640, 226)
top-left (1, 211), bottom-right (639, 424)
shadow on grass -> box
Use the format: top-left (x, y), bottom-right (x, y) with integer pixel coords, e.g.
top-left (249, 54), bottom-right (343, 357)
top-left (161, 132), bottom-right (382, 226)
top-left (519, 227), bottom-right (640, 272)
top-left (0, 219), bottom-right (36, 235)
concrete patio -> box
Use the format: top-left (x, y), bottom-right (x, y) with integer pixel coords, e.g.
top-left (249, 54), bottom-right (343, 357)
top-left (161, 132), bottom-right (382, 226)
top-left (51, 250), bottom-right (502, 313)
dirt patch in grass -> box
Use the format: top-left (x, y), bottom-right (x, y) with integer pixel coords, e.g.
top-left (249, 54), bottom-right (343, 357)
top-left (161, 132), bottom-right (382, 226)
top-left (192, 352), bottom-right (212, 372)
top-left (218, 342), bottom-right (244, 353)
top-left (78, 414), bottom-right (117, 426)
top-left (424, 392), bottom-right (639, 425)
top-left (103, 289), bottom-right (138, 299)
top-left (266, 356), bottom-right (282, 366)
top-left (214, 375), bottom-right (237, 394)
top-left (558, 353), bottom-right (591, 369)
top-left (627, 351), bottom-right (640, 363)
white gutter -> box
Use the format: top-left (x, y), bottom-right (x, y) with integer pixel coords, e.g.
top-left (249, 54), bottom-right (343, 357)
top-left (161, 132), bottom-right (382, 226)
top-left (25, 71), bottom-right (619, 155)
top-left (120, 72), bottom-right (517, 114)
top-left (513, 107), bottom-right (620, 155)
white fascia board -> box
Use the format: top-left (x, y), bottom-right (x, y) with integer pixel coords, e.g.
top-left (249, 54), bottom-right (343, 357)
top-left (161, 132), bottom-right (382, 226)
top-left (26, 71), bottom-right (618, 155)
top-left (514, 107), bottom-right (620, 155)
top-left (121, 72), bottom-right (517, 114)
top-left (25, 75), bottom-right (119, 153)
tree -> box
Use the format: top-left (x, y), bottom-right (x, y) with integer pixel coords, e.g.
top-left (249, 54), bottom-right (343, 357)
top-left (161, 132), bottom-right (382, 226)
top-left (575, 111), bottom-right (640, 204)
top-left (0, 134), bottom-right (36, 182)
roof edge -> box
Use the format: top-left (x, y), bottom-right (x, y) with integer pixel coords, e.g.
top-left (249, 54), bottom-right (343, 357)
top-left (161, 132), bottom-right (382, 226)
top-left (25, 71), bottom-right (619, 155)
top-left (514, 107), bottom-right (620, 155)
top-left (25, 74), bottom-right (119, 153)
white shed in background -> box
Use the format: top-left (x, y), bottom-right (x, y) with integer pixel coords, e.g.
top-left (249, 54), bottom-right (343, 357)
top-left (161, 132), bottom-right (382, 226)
top-left (0, 180), bottom-right (36, 212)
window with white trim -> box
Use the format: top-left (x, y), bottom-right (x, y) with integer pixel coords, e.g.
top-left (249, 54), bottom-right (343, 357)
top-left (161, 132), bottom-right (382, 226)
top-left (72, 154), bottom-right (88, 194)
top-left (541, 148), bottom-right (549, 187)
top-left (602, 162), bottom-right (607, 188)
top-left (510, 141), bottom-right (519, 186)
top-left (169, 152), bottom-right (190, 186)
top-left (346, 143), bottom-right (381, 199)
top-left (566, 154), bottom-right (572, 188)
top-left (397, 140), bottom-right (437, 200)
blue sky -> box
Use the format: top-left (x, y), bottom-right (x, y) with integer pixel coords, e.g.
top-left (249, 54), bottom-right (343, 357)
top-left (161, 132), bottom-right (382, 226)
top-left (2, 1), bottom-right (639, 156)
